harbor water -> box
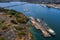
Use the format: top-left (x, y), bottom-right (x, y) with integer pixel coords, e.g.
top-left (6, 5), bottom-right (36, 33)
top-left (0, 2), bottom-right (60, 40)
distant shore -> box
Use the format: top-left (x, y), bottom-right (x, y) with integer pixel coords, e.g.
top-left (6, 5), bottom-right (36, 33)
top-left (41, 4), bottom-right (60, 9)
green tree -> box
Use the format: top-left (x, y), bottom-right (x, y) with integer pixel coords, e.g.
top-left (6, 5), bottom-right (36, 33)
top-left (18, 32), bottom-right (26, 36)
top-left (2, 24), bottom-right (8, 30)
top-left (15, 26), bottom-right (24, 30)
top-left (0, 37), bottom-right (6, 40)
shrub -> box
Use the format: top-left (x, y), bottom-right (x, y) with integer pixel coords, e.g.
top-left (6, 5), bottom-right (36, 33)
top-left (0, 37), bottom-right (6, 40)
top-left (18, 32), bottom-right (26, 36)
top-left (2, 25), bottom-right (8, 30)
top-left (15, 27), bottom-right (24, 30)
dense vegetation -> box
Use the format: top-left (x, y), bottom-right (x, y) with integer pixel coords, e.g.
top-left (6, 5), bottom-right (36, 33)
top-left (14, 26), bottom-right (24, 30)
top-left (0, 20), bottom-right (8, 30)
top-left (0, 37), bottom-right (6, 40)
top-left (0, 7), bottom-right (29, 24)
top-left (18, 32), bottom-right (26, 37)
top-left (0, 7), bottom-right (32, 40)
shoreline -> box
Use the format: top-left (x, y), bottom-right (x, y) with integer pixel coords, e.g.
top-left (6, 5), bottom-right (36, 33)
top-left (40, 4), bottom-right (60, 10)
top-left (0, 7), bottom-right (34, 40)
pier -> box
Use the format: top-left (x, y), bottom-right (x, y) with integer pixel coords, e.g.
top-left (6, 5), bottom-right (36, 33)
top-left (29, 17), bottom-right (55, 37)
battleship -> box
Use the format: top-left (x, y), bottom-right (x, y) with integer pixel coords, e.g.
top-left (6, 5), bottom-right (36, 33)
top-left (29, 17), bottom-right (56, 37)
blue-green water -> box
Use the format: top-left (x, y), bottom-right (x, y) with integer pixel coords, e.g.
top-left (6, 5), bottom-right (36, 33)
top-left (0, 2), bottom-right (60, 40)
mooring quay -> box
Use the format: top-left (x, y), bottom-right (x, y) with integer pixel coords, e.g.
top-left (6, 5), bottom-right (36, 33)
top-left (29, 17), bottom-right (56, 37)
